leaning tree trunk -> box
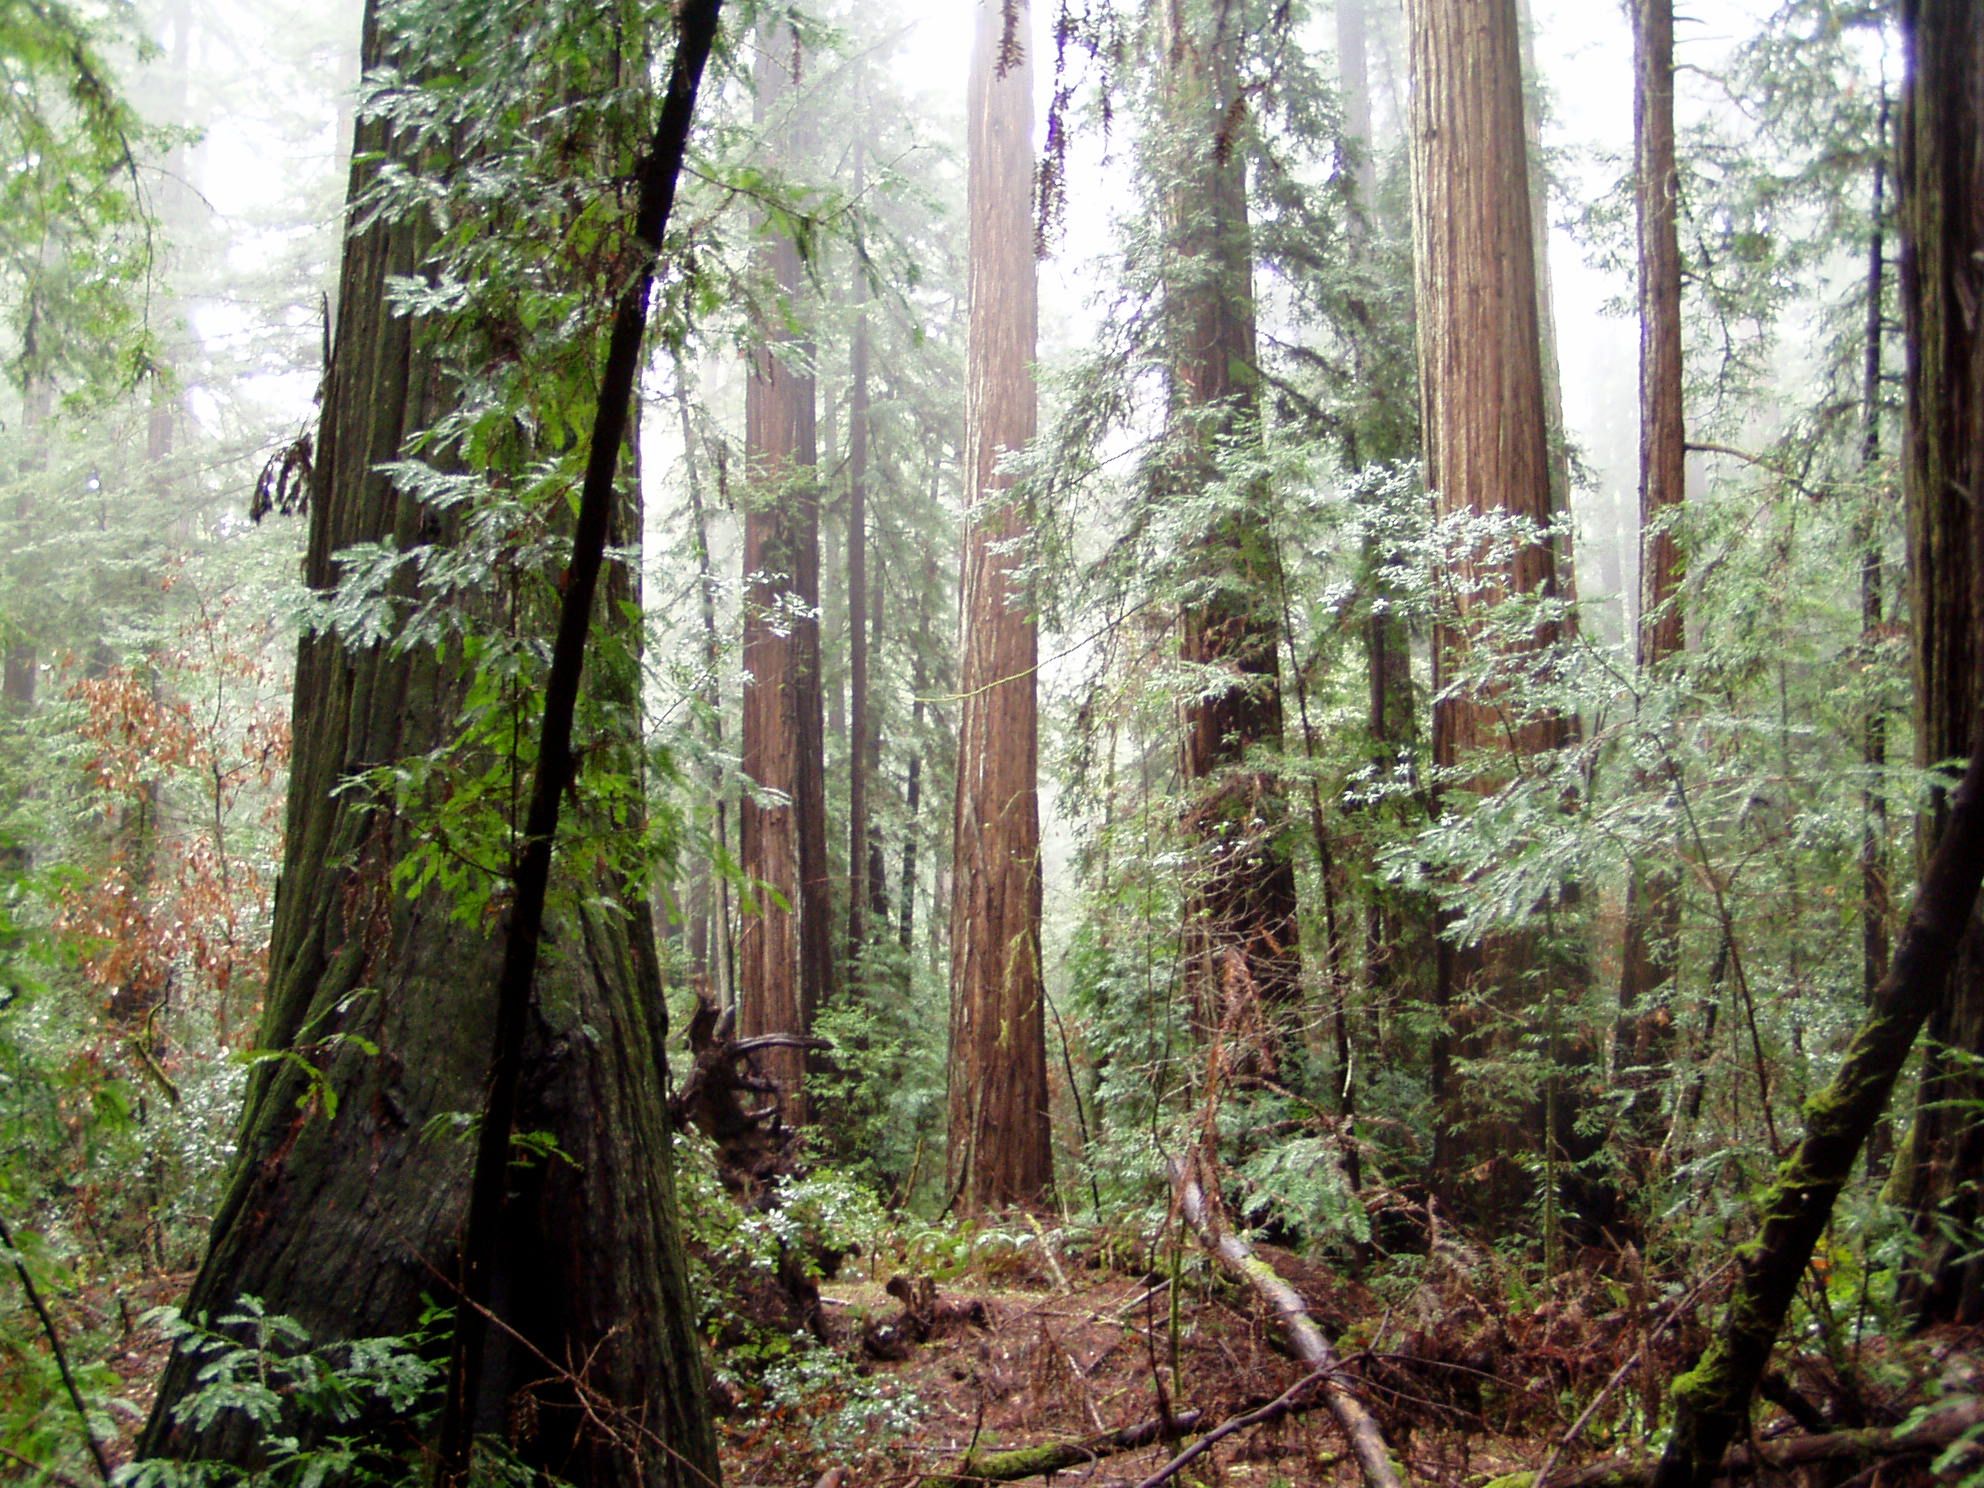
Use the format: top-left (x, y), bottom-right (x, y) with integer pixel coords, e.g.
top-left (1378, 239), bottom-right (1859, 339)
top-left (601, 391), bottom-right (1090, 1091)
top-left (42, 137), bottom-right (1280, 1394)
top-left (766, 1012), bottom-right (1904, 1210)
top-left (138, 7), bottom-right (720, 1487)
top-left (738, 19), bottom-right (832, 1126)
top-left (1159, 0), bottom-right (1302, 1070)
top-left (948, 0), bottom-right (1052, 1213)
top-left (1896, 0), bottom-right (1984, 1329)
top-left (1404, 0), bottom-right (1582, 1232)
top-left (1615, 0), bottom-right (1686, 1193)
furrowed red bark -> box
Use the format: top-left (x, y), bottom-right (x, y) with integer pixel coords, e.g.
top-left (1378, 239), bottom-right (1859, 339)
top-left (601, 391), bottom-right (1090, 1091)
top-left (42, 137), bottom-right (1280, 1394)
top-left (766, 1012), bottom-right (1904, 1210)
top-left (1616, 0), bottom-right (1686, 1186)
top-left (1404, 0), bottom-right (1580, 1229)
top-left (947, 0), bottom-right (1051, 1212)
top-left (739, 20), bottom-right (832, 1125)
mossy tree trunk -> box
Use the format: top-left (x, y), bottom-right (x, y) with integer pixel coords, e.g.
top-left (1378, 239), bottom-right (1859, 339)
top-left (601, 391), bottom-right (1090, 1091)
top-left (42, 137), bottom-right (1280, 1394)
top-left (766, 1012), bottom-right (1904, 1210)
top-left (138, 7), bottom-right (720, 1486)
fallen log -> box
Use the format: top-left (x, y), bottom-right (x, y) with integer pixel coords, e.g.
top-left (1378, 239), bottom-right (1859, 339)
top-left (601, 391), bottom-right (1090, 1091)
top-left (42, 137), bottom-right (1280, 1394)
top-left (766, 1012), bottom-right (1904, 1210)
top-left (1536, 1398), bottom-right (1984, 1488)
top-left (1171, 1157), bottom-right (1406, 1488)
top-left (920, 1408), bottom-right (1210, 1487)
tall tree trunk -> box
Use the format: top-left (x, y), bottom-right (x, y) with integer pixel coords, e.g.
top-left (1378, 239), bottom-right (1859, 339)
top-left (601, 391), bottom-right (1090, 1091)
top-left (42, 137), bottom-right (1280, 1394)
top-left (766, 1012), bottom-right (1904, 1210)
top-left (1160, 0), bottom-right (1302, 1067)
top-left (3, 374), bottom-right (51, 715)
top-left (866, 535), bottom-right (890, 924)
top-left (1615, 0), bottom-right (1686, 1190)
top-left (1857, 104), bottom-right (1893, 1171)
top-left (1516, 0), bottom-right (1575, 587)
top-left (738, 21), bottom-right (832, 1125)
top-left (678, 365), bottom-right (734, 1013)
top-left (139, 7), bottom-right (720, 1483)
top-left (847, 129), bottom-right (874, 960)
top-left (948, 0), bottom-right (1051, 1213)
top-left (1337, 0), bottom-right (1422, 1025)
top-left (1405, 0), bottom-right (1578, 1229)
top-left (1896, 0), bottom-right (1984, 1329)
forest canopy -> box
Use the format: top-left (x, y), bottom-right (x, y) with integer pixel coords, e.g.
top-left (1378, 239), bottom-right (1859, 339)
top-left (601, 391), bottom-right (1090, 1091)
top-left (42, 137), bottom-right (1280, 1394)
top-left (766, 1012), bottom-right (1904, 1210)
top-left (1, 2), bottom-right (1981, 1487)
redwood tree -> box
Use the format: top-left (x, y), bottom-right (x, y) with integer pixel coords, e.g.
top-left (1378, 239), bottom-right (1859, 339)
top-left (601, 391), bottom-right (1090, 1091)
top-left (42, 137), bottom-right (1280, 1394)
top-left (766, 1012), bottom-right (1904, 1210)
top-left (1404, 0), bottom-right (1578, 1224)
top-left (1896, 0), bottom-right (1984, 1328)
top-left (1158, 0), bottom-right (1302, 1065)
top-left (948, 0), bottom-right (1052, 1212)
top-left (138, 4), bottom-right (719, 1482)
top-left (738, 19), bottom-right (833, 1125)
top-left (1616, 0), bottom-right (1686, 1173)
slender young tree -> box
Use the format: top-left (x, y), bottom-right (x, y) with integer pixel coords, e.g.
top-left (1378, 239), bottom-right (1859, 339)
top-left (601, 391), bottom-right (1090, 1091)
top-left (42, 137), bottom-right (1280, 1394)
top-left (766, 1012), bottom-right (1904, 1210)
top-left (1896, 0), bottom-right (1984, 1328)
top-left (1855, 95), bottom-right (1896, 1172)
top-left (738, 19), bottom-right (833, 1123)
top-left (1404, 0), bottom-right (1578, 1225)
top-left (1157, 0), bottom-right (1302, 1063)
top-left (1616, 0), bottom-right (1686, 1171)
top-left (846, 124), bottom-right (876, 958)
top-left (948, 0), bottom-right (1051, 1212)
top-left (139, 4), bottom-right (721, 1482)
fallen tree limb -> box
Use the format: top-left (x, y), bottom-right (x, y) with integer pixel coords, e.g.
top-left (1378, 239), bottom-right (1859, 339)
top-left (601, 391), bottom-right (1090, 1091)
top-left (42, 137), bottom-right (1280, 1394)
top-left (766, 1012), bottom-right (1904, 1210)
top-left (920, 1407), bottom-right (1209, 1487)
top-left (1172, 1157), bottom-right (1406, 1488)
top-left (1540, 1398), bottom-right (1984, 1488)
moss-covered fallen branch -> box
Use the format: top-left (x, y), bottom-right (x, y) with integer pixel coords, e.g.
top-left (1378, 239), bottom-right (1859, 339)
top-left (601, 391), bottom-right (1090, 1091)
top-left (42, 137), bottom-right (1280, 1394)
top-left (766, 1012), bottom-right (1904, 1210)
top-left (1172, 1156), bottom-right (1407, 1488)
top-left (920, 1407), bottom-right (1209, 1487)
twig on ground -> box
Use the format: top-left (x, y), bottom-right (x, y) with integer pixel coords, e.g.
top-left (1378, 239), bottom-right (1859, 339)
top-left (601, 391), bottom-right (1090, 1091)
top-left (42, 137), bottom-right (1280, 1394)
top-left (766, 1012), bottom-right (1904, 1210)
top-left (1128, 1365), bottom-right (1333, 1488)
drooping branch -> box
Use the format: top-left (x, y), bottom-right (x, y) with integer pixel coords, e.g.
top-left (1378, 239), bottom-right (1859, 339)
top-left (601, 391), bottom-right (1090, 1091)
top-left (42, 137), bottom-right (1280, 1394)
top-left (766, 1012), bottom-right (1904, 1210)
top-left (434, 3), bottom-right (723, 1481)
top-left (1171, 1159), bottom-right (1405, 1488)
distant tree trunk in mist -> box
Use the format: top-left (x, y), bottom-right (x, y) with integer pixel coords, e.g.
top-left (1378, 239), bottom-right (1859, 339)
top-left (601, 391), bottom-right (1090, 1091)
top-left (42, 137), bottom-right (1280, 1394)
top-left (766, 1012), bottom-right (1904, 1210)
top-left (138, 6), bottom-right (719, 1483)
top-left (846, 130), bottom-right (875, 960)
top-left (1516, 0), bottom-right (1575, 583)
top-left (1337, 0), bottom-right (1426, 1037)
top-left (948, 0), bottom-right (1051, 1213)
top-left (1159, 0), bottom-right (1302, 1066)
top-left (1856, 110), bottom-right (1893, 1172)
top-left (739, 22), bottom-right (831, 1125)
top-left (1405, 0), bottom-right (1580, 1229)
top-left (902, 555), bottom-right (933, 954)
top-left (3, 374), bottom-right (51, 716)
top-left (1615, 0), bottom-right (1685, 1183)
top-left (1897, 0), bottom-right (1984, 1329)
top-left (678, 367), bottom-right (733, 1012)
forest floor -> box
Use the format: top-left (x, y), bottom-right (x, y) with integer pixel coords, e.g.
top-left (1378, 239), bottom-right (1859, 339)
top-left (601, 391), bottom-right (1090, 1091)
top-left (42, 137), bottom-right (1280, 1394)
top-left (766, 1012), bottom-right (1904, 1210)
top-left (722, 1231), bottom-right (1672, 1488)
top-left (87, 1223), bottom-right (1980, 1488)
top-left (718, 1225), bottom-right (1983, 1488)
